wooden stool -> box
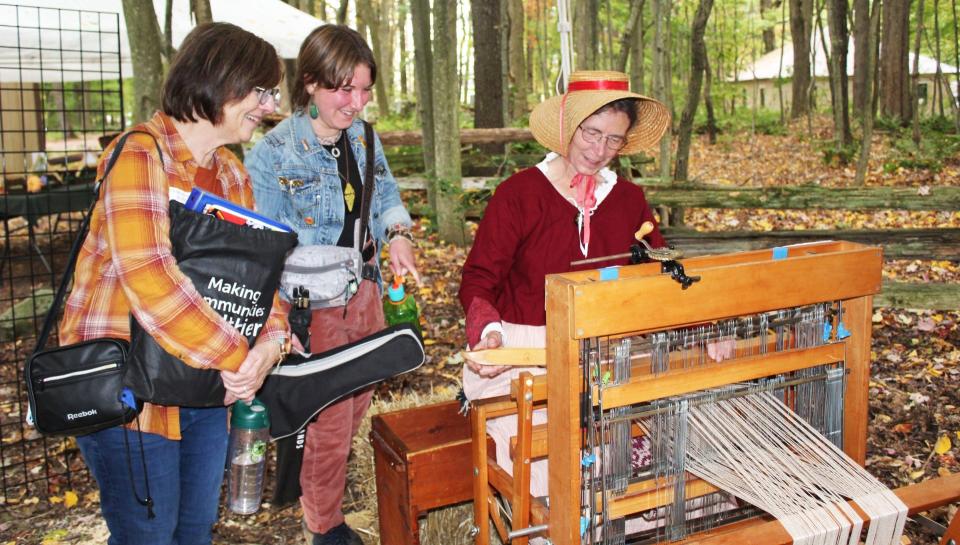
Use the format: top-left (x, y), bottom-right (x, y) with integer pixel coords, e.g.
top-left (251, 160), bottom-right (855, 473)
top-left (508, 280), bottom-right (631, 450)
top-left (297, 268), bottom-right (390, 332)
top-left (371, 400), bottom-right (488, 545)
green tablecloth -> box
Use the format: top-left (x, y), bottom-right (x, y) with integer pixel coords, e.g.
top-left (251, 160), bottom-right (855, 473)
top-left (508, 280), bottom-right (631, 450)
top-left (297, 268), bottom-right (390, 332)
top-left (0, 183), bottom-right (95, 222)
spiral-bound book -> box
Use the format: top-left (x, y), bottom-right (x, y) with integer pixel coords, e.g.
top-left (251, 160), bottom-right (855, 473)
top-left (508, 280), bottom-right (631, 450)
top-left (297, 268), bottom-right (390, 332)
top-left (184, 187), bottom-right (293, 233)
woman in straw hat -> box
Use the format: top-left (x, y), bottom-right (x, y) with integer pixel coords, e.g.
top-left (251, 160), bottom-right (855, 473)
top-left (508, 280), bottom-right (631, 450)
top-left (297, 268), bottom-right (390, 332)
top-left (457, 70), bottom-right (670, 497)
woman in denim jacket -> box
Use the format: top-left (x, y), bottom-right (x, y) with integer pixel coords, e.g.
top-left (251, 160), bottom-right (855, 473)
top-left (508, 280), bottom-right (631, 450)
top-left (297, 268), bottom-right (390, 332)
top-left (245, 24), bottom-right (419, 545)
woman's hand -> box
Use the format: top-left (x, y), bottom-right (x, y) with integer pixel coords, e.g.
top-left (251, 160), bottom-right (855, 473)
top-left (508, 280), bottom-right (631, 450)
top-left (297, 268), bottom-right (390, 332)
top-left (388, 237), bottom-right (421, 286)
top-left (221, 341), bottom-right (281, 404)
top-left (465, 330), bottom-right (509, 378)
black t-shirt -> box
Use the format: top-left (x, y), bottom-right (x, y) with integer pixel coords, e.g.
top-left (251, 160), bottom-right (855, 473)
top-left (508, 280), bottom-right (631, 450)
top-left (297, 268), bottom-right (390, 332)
top-left (323, 136), bottom-right (363, 249)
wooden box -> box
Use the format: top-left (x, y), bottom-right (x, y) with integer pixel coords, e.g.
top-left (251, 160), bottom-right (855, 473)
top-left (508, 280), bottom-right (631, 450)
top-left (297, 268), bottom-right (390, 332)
top-left (371, 400), bottom-right (487, 545)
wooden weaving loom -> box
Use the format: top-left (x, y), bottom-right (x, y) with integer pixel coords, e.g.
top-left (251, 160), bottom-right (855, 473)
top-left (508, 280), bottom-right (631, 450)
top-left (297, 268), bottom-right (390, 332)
top-left (470, 241), bottom-right (960, 545)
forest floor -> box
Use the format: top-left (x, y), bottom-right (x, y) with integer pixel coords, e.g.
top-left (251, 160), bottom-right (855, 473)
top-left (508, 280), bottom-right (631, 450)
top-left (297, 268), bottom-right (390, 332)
top-left (1, 118), bottom-right (958, 544)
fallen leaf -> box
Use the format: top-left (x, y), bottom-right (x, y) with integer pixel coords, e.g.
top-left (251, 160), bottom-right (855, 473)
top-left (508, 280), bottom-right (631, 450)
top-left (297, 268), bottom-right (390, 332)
top-left (909, 469), bottom-right (926, 480)
top-left (939, 467), bottom-right (953, 477)
top-left (935, 435), bottom-right (952, 455)
top-left (893, 423), bottom-right (914, 434)
top-left (63, 490), bottom-right (78, 508)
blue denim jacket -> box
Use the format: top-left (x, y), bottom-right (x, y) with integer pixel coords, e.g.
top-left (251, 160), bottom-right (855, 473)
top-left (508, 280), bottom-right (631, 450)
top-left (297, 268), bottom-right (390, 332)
top-left (245, 112), bottom-right (412, 254)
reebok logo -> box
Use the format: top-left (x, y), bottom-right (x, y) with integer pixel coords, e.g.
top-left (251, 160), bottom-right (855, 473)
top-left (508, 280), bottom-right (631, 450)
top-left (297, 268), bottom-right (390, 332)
top-left (66, 409), bottom-right (98, 421)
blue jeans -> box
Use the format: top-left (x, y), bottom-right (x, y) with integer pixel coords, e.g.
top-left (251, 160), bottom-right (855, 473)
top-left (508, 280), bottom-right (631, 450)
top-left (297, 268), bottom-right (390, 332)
top-left (77, 407), bottom-right (229, 545)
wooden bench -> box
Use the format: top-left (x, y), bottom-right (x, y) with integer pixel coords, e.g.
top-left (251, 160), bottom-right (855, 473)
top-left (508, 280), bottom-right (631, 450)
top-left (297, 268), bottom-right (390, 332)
top-left (371, 400), bottom-right (491, 545)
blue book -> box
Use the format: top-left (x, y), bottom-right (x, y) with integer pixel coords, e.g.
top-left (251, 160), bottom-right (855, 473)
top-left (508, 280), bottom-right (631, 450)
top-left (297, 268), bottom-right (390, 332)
top-left (184, 188), bottom-right (293, 233)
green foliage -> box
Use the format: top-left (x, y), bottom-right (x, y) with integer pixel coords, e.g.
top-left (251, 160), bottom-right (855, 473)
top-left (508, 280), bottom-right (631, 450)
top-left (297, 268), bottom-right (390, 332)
top-left (883, 131), bottom-right (960, 174)
top-left (877, 116), bottom-right (960, 173)
top-left (817, 140), bottom-right (860, 167)
top-left (374, 110), bottom-right (421, 131)
top-left (40, 79), bottom-right (130, 140)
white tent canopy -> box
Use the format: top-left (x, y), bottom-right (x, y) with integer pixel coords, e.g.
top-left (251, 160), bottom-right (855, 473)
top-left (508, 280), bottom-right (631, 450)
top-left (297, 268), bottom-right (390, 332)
top-left (734, 37), bottom-right (958, 82)
top-left (0, 0), bottom-right (323, 82)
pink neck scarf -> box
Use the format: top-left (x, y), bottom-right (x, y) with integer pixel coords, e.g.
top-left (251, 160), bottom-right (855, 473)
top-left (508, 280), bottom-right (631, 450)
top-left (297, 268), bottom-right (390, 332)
top-left (570, 172), bottom-right (597, 256)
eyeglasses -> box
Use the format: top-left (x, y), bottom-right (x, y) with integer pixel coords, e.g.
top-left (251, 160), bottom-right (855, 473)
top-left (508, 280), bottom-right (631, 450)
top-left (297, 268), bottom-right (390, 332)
top-left (577, 126), bottom-right (628, 151)
top-left (254, 86), bottom-right (281, 106)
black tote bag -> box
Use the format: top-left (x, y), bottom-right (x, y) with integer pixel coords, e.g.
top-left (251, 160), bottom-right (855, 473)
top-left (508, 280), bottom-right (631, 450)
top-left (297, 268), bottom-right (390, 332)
top-left (124, 201), bottom-right (297, 407)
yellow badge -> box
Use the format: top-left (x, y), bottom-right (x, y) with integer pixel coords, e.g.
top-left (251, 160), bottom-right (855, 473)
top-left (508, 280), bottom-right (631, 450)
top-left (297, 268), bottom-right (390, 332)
top-left (343, 183), bottom-right (356, 212)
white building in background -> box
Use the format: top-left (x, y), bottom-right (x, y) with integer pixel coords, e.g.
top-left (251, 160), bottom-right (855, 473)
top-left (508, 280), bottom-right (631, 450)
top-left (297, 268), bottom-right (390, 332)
top-left (731, 37), bottom-right (958, 116)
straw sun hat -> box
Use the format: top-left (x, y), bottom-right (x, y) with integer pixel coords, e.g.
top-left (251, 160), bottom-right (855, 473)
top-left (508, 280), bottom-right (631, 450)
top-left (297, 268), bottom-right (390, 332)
top-left (529, 70), bottom-right (670, 156)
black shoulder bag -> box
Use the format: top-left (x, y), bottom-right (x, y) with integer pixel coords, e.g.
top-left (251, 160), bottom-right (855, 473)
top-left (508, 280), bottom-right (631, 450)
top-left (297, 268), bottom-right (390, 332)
top-left (25, 131), bottom-right (157, 436)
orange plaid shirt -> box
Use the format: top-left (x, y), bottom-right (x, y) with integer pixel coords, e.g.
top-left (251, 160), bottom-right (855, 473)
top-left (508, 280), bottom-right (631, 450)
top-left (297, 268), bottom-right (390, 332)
top-left (60, 112), bottom-right (289, 440)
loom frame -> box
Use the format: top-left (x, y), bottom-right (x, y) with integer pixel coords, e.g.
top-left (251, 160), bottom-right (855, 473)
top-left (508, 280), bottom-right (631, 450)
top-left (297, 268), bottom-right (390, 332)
top-left (470, 241), bottom-right (960, 545)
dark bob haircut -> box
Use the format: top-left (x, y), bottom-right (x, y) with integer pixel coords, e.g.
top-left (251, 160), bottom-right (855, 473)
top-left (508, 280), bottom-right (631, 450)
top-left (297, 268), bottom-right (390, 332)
top-left (292, 25), bottom-right (377, 111)
top-left (162, 22), bottom-right (282, 125)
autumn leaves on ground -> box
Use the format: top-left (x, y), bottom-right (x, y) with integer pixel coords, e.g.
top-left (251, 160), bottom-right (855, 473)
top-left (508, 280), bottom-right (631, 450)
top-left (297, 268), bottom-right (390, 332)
top-left (2, 119), bottom-right (958, 544)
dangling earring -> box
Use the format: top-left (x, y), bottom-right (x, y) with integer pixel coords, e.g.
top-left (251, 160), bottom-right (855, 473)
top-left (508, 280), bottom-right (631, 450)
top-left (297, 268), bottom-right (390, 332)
top-left (309, 103), bottom-right (319, 119)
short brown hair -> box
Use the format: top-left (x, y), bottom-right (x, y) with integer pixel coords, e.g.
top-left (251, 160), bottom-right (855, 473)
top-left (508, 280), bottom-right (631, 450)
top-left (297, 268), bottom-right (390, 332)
top-left (593, 98), bottom-right (639, 131)
top-left (162, 22), bottom-right (281, 125)
top-left (292, 25), bottom-right (377, 111)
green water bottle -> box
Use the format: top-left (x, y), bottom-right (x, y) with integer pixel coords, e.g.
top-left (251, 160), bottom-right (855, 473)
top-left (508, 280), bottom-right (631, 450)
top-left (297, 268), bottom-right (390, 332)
top-left (383, 276), bottom-right (420, 335)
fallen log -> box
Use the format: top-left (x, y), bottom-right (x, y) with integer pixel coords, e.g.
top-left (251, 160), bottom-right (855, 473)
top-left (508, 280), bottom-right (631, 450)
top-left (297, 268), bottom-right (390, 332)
top-left (643, 180), bottom-right (960, 212)
top-left (379, 127), bottom-right (533, 146)
top-left (399, 177), bottom-right (960, 211)
top-left (664, 228), bottom-right (960, 261)
top-left (877, 281), bottom-right (960, 310)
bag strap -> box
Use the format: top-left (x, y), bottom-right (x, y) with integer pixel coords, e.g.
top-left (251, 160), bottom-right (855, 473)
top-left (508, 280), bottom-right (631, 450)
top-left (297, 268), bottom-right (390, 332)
top-left (357, 120), bottom-right (376, 255)
top-left (33, 130), bottom-right (164, 354)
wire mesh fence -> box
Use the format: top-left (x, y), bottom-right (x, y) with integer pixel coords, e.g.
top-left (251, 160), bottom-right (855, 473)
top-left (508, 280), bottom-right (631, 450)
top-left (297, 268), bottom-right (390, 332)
top-left (0, 3), bottom-right (125, 502)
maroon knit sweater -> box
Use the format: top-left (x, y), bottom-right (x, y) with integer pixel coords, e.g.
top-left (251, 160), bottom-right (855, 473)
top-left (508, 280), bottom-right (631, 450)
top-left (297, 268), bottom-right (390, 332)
top-left (459, 166), bottom-right (665, 345)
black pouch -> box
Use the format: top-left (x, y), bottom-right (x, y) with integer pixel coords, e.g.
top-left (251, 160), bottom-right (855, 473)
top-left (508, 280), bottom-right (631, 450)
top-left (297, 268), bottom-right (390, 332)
top-left (124, 201), bottom-right (298, 407)
top-left (26, 338), bottom-right (141, 436)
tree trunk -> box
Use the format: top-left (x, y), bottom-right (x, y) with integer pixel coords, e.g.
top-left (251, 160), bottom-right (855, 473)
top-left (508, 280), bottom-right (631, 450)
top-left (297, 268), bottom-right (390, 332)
top-left (761, 0), bottom-right (779, 53)
top-left (190, 0), bottom-right (212, 23)
top-left (122, 0), bottom-right (164, 123)
top-left (629, 0), bottom-right (646, 94)
top-left (337, 0), bottom-right (349, 25)
top-left (912, 0), bottom-right (925, 144)
top-left (356, 0), bottom-right (390, 116)
top-left (506, 0), bottom-right (527, 121)
top-left (704, 52), bottom-right (717, 145)
top-left (826, 0), bottom-right (852, 147)
top-left (652, 0), bottom-right (672, 182)
top-left (398, 4), bottom-right (408, 99)
top-left (674, 0), bottom-right (713, 182)
top-left (283, 58), bottom-right (297, 114)
top-left (789, 0), bottom-right (814, 119)
top-left (953, 0), bottom-right (960, 131)
top-left (855, 0), bottom-right (881, 186)
top-left (934, 0), bottom-right (945, 117)
top-left (852, 0), bottom-right (871, 115)
top-left (777, 0), bottom-right (787, 124)
top-left (575, 0), bottom-right (599, 69)
top-left (431, 0), bottom-right (466, 246)
top-left (471, 0), bottom-right (506, 155)
top-left (409, 0), bottom-right (436, 187)
top-left (880, 0), bottom-right (912, 123)
top-left (379, 0), bottom-right (396, 112)
top-left (164, 0), bottom-right (174, 60)
top-left (616, 0), bottom-right (645, 73)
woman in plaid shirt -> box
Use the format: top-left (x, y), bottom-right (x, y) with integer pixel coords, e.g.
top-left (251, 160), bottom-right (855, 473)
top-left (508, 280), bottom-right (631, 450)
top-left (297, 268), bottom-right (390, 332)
top-left (60, 23), bottom-right (288, 545)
